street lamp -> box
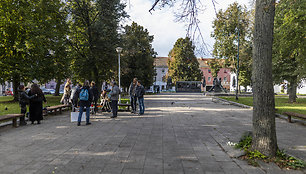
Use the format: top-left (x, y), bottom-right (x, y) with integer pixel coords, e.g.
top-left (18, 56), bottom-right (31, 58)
top-left (236, 9), bottom-right (240, 100)
top-left (116, 47), bottom-right (122, 103)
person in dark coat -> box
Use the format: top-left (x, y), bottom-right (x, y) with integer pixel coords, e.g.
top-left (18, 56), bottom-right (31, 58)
top-left (71, 83), bottom-right (82, 111)
top-left (18, 85), bottom-right (36, 125)
top-left (90, 81), bottom-right (99, 113)
top-left (128, 78), bottom-right (138, 114)
top-left (28, 84), bottom-right (46, 124)
top-left (109, 81), bottom-right (120, 118)
top-left (76, 81), bottom-right (93, 126)
top-left (135, 80), bottom-right (145, 115)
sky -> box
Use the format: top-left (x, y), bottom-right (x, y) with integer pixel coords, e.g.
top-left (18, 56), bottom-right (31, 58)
top-left (123, 0), bottom-right (253, 58)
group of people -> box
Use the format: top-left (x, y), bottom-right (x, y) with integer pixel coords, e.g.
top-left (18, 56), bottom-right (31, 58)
top-left (129, 78), bottom-right (145, 115)
top-left (18, 84), bottom-right (47, 125)
top-left (74, 78), bottom-right (146, 126)
top-left (17, 77), bottom-right (146, 127)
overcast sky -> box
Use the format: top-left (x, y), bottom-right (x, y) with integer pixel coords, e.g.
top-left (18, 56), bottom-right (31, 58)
top-left (124, 0), bottom-right (253, 58)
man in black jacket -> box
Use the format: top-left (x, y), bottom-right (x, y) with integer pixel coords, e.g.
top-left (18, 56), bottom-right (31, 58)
top-left (90, 82), bottom-right (99, 113)
top-left (76, 81), bottom-right (93, 126)
top-left (18, 85), bottom-right (36, 125)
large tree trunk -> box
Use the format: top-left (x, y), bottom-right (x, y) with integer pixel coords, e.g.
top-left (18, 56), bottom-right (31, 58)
top-left (251, 0), bottom-right (277, 157)
top-left (54, 79), bottom-right (61, 96)
top-left (288, 78), bottom-right (297, 103)
top-left (12, 75), bottom-right (20, 101)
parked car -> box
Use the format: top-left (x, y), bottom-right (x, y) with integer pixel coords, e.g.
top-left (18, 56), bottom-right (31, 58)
top-left (48, 89), bottom-right (55, 94)
top-left (41, 88), bottom-right (51, 95)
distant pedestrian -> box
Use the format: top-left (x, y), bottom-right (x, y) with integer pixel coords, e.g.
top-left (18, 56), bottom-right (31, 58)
top-left (109, 81), bottom-right (120, 118)
top-left (28, 84), bottom-right (46, 124)
top-left (129, 78), bottom-right (138, 114)
top-left (90, 81), bottom-right (100, 113)
top-left (61, 79), bottom-right (72, 104)
top-left (136, 80), bottom-right (145, 115)
top-left (18, 85), bottom-right (36, 125)
top-left (76, 81), bottom-right (93, 126)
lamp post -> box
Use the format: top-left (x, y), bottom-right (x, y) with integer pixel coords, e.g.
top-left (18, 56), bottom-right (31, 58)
top-left (116, 47), bottom-right (122, 103)
top-left (236, 9), bottom-right (240, 100)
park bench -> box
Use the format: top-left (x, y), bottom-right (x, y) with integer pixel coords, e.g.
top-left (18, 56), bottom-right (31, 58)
top-left (118, 103), bottom-right (131, 112)
top-left (283, 112), bottom-right (306, 123)
top-left (0, 114), bottom-right (24, 127)
top-left (44, 104), bottom-right (71, 116)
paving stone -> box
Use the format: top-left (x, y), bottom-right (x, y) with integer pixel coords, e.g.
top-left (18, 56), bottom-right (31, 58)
top-left (0, 93), bottom-right (305, 174)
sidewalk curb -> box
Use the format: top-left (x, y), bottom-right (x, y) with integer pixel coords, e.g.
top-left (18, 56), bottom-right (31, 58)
top-left (212, 97), bottom-right (253, 109)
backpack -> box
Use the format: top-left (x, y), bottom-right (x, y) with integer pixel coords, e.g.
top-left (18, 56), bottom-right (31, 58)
top-left (79, 89), bottom-right (89, 101)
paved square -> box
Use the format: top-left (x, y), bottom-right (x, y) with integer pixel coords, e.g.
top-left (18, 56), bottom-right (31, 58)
top-left (0, 93), bottom-right (305, 174)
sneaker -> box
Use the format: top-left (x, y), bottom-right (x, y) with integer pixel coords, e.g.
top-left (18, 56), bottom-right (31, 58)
top-left (77, 122), bottom-right (81, 126)
top-left (86, 122), bottom-right (91, 125)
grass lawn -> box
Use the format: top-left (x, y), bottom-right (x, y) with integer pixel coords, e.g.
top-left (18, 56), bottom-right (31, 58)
top-left (0, 95), bottom-right (132, 116)
top-left (0, 95), bottom-right (63, 116)
top-left (219, 96), bottom-right (306, 115)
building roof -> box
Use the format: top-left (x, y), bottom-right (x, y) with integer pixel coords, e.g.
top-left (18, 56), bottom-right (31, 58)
top-left (154, 57), bottom-right (231, 69)
top-left (154, 57), bottom-right (170, 67)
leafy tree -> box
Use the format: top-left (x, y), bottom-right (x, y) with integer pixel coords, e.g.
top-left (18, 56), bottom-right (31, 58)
top-left (67, 0), bottom-right (127, 91)
top-left (0, 0), bottom-right (69, 99)
top-left (0, 0), bottom-right (34, 100)
top-left (168, 37), bottom-right (202, 84)
top-left (207, 59), bottom-right (222, 78)
top-left (211, 2), bottom-right (252, 90)
top-left (121, 22), bottom-right (156, 88)
top-left (273, 0), bottom-right (306, 103)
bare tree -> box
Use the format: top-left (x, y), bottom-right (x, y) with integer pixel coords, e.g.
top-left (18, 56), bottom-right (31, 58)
top-left (150, 0), bottom-right (278, 157)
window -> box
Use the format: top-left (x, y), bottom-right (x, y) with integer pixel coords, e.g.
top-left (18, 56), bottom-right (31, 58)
top-left (224, 69), bottom-right (227, 73)
top-left (162, 69), bottom-right (165, 73)
top-left (208, 69), bottom-right (211, 73)
top-left (224, 77), bottom-right (227, 82)
top-left (208, 77), bottom-right (211, 82)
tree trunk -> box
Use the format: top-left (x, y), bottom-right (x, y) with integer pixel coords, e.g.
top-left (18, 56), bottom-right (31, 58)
top-left (288, 78), bottom-right (297, 103)
top-left (12, 75), bottom-right (20, 101)
top-left (54, 79), bottom-right (61, 96)
top-left (251, 0), bottom-right (277, 157)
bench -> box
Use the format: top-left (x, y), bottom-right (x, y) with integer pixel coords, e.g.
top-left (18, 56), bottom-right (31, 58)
top-left (283, 112), bottom-right (306, 123)
top-left (0, 114), bottom-right (24, 127)
top-left (118, 103), bottom-right (131, 112)
top-left (44, 104), bottom-right (71, 116)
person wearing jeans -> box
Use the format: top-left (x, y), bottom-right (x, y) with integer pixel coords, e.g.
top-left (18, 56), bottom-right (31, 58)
top-left (110, 81), bottom-right (120, 118)
top-left (129, 78), bottom-right (138, 114)
top-left (76, 81), bottom-right (93, 126)
top-left (136, 80), bottom-right (145, 115)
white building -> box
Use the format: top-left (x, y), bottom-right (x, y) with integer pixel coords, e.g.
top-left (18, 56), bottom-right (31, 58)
top-left (153, 57), bottom-right (169, 91)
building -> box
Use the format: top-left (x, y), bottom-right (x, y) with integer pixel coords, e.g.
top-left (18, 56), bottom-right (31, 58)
top-left (153, 57), bottom-right (232, 92)
top-left (197, 58), bottom-right (231, 91)
top-left (153, 57), bottom-right (169, 91)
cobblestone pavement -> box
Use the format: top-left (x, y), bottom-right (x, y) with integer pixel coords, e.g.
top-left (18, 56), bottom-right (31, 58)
top-left (0, 93), bottom-right (305, 174)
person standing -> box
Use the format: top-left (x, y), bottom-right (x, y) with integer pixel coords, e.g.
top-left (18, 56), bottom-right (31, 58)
top-left (136, 80), bottom-right (145, 115)
top-left (61, 79), bottom-right (72, 104)
top-left (90, 81), bottom-right (99, 113)
top-left (28, 84), bottom-right (46, 124)
top-left (18, 85), bottom-right (36, 125)
top-left (109, 81), bottom-right (120, 118)
top-left (129, 78), bottom-right (138, 114)
top-left (70, 83), bottom-right (82, 111)
top-left (76, 81), bottom-right (93, 126)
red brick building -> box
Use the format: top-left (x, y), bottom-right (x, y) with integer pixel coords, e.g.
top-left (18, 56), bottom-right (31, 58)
top-left (198, 58), bottom-right (231, 91)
